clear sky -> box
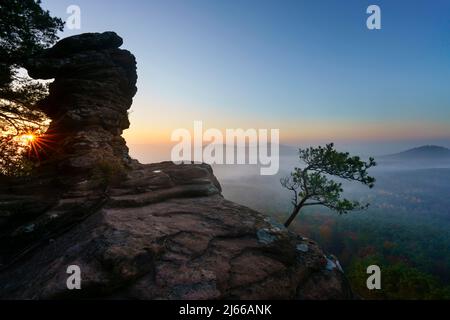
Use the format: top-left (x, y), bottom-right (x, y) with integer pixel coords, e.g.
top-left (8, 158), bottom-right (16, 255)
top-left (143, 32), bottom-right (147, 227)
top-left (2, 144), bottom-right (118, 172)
top-left (41, 0), bottom-right (450, 153)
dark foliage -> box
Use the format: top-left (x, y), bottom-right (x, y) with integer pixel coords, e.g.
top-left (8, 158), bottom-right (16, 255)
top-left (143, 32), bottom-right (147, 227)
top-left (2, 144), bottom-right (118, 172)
top-left (0, 0), bottom-right (64, 176)
top-left (281, 143), bottom-right (376, 227)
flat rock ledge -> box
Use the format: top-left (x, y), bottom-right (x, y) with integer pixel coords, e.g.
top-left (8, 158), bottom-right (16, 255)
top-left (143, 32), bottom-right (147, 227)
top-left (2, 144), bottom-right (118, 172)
top-left (0, 162), bottom-right (352, 300)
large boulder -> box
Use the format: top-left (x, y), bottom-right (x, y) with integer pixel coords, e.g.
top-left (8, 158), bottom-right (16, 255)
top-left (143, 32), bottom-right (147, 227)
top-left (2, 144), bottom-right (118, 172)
top-left (0, 162), bottom-right (352, 299)
top-left (26, 32), bottom-right (137, 173)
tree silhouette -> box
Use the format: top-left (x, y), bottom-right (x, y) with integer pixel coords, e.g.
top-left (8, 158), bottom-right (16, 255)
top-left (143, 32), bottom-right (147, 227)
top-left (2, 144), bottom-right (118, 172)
top-left (0, 0), bottom-right (64, 175)
top-left (281, 143), bottom-right (376, 227)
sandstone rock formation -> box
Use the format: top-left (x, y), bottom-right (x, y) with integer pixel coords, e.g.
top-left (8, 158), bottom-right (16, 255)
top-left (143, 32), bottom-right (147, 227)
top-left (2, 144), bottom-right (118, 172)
top-left (26, 31), bottom-right (137, 173)
top-left (0, 32), bottom-right (353, 299)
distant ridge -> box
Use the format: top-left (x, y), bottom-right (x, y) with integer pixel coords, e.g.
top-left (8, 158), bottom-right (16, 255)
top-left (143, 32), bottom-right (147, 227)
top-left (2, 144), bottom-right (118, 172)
top-left (385, 145), bottom-right (450, 160)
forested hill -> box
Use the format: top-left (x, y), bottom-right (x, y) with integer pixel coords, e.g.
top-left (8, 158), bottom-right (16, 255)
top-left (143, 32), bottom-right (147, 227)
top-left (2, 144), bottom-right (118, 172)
top-left (384, 145), bottom-right (450, 160)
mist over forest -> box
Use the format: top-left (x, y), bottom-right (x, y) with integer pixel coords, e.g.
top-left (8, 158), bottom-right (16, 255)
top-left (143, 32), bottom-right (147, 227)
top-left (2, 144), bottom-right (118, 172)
top-left (129, 142), bottom-right (450, 299)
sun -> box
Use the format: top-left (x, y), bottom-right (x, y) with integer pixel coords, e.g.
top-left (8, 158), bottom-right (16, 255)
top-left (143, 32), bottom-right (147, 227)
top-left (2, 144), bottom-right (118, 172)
top-left (16, 131), bottom-right (56, 161)
top-left (20, 134), bottom-right (36, 143)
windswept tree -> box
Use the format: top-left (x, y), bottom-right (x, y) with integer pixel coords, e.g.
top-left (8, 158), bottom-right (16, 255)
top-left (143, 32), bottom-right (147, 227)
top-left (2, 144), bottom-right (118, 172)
top-left (281, 143), bottom-right (376, 227)
top-left (0, 0), bottom-right (64, 176)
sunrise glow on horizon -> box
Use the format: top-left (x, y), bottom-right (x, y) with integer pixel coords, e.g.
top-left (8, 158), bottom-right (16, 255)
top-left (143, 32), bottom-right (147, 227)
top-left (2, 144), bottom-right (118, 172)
top-left (122, 115), bottom-right (450, 146)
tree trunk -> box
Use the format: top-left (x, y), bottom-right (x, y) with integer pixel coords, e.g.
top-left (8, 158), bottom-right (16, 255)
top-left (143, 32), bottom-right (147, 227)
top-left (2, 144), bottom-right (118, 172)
top-left (284, 203), bottom-right (304, 227)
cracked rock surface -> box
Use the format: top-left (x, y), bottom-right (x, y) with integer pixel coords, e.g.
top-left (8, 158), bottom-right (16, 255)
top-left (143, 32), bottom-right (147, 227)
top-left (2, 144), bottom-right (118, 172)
top-left (0, 175), bottom-right (352, 299)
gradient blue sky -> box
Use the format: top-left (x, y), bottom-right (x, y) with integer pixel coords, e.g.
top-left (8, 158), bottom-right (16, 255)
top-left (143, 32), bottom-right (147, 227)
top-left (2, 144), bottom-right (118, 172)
top-left (41, 0), bottom-right (450, 152)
